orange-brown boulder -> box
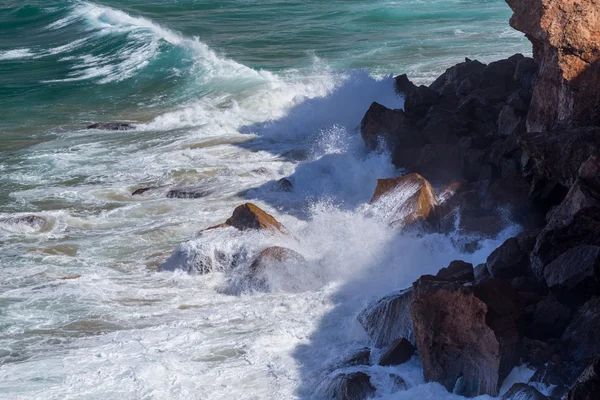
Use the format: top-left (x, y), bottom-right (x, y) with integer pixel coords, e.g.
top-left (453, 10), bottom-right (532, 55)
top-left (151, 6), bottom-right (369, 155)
top-left (206, 203), bottom-right (283, 233)
top-left (506, 0), bottom-right (600, 131)
top-left (370, 173), bottom-right (439, 228)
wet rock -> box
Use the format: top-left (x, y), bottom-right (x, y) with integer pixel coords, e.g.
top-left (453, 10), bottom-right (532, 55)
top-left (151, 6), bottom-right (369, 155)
top-left (341, 348), bottom-right (371, 367)
top-left (357, 288), bottom-right (414, 348)
top-left (5, 215), bottom-right (46, 231)
top-left (249, 246), bottom-right (305, 274)
top-left (436, 260), bottom-right (474, 282)
top-left (167, 185), bottom-right (211, 199)
top-left (410, 278), bottom-right (500, 396)
top-left (132, 187), bottom-right (154, 196)
top-left (404, 85), bottom-right (440, 119)
top-left (378, 338), bottom-right (415, 366)
top-left (474, 263), bottom-right (490, 281)
top-left (518, 127), bottom-right (600, 188)
top-left (566, 357), bottom-right (600, 400)
top-left (543, 245), bottom-right (600, 303)
top-left (506, 0), bottom-right (600, 131)
top-left (422, 107), bottom-right (460, 145)
top-left (497, 105), bottom-right (524, 136)
top-left (276, 178), bottom-right (293, 192)
top-left (224, 203), bottom-right (283, 233)
top-left (389, 374), bottom-right (408, 391)
top-left (394, 74), bottom-right (417, 95)
top-left (370, 173), bottom-right (439, 228)
top-left (561, 297), bottom-right (600, 383)
top-left (413, 144), bottom-right (462, 182)
top-left (360, 102), bottom-right (422, 152)
top-left (501, 383), bottom-right (548, 400)
top-left (486, 237), bottom-right (530, 279)
top-left (87, 122), bottom-right (135, 131)
top-left (325, 372), bottom-right (376, 400)
top-left (526, 296), bottom-right (571, 340)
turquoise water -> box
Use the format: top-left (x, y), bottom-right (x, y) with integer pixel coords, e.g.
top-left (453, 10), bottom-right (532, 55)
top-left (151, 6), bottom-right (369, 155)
top-left (0, 1), bottom-right (530, 399)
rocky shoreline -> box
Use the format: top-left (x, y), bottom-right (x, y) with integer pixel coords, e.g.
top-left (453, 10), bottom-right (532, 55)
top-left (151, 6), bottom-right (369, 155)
top-left (153, 0), bottom-right (600, 398)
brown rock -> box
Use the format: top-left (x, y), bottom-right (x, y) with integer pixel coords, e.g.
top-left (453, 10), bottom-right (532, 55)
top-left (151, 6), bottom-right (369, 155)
top-left (410, 278), bottom-right (500, 396)
top-left (325, 372), bottom-right (376, 400)
top-left (370, 173), bottom-right (439, 228)
top-left (378, 338), bottom-right (415, 366)
top-left (506, 0), bottom-right (600, 131)
top-left (224, 203), bottom-right (282, 232)
top-left (249, 246), bottom-right (305, 273)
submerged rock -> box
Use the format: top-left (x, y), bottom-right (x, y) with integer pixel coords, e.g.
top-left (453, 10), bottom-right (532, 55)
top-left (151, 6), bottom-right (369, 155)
top-left (3, 215), bottom-right (47, 232)
top-left (167, 185), bottom-right (212, 199)
top-left (325, 372), bottom-right (376, 400)
top-left (87, 122), bottom-right (135, 131)
top-left (132, 187), bottom-right (154, 196)
top-left (410, 278), bottom-right (500, 397)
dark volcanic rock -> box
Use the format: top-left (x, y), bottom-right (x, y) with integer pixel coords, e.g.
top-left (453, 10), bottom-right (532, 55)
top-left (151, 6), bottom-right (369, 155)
top-left (429, 57), bottom-right (486, 95)
top-left (543, 245), bottom-right (600, 303)
top-left (501, 383), bottom-right (548, 400)
top-left (404, 85), bottom-right (440, 119)
top-left (435, 260), bottom-right (474, 282)
top-left (378, 338), bottom-right (415, 366)
top-left (486, 237), bottom-right (530, 279)
top-left (358, 289), bottom-right (414, 348)
top-left (87, 122), bottom-right (135, 131)
top-left (132, 187), bottom-right (154, 196)
top-left (566, 357), bottom-right (600, 400)
top-left (325, 372), bottom-right (376, 400)
top-left (394, 74), bottom-right (417, 95)
top-left (410, 278), bottom-right (500, 396)
top-left (526, 296), bottom-right (571, 340)
top-left (360, 102), bottom-right (423, 153)
top-left (276, 178), bottom-right (293, 192)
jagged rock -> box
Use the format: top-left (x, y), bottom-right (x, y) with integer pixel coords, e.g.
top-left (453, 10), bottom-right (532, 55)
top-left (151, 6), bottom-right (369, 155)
top-left (167, 185), bottom-right (211, 199)
top-left (561, 297), bottom-right (600, 383)
top-left (498, 105), bottom-right (524, 136)
top-left (526, 296), bottom-right (571, 340)
top-left (357, 288), bottom-right (414, 348)
top-left (325, 372), bottom-right (376, 400)
top-left (370, 173), bottom-right (439, 228)
top-left (276, 178), bottom-right (293, 192)
top-left (378, 338), bottom-right (415, 366)
top-left (472, 278), bottom-right (524, 384)
top-left (222, 203), bottom-right (282, 232)
top-left (506, 0), bottom-right (600, 131)
top-left (522, 338), bottom-right (555, 369)
top-left (87, 122), bottom-right (135, 130)
top-left (486, 237), bottom-right (530, 279)
top-left (360, 102), bottom-right (422, 152)
top-left (422, 106), bottom-right (461, 145)
top-left (530, 176), bottom-right (600, 281)
top-left (474, 263), bottom-right (490, 281)
top-left (404, 85), bottom-right (440, 118)
top-left (436, 260), bottom-right (474, 282)
top-left (543, 245), bottom-right (600, 303)
top-left (518, 127), bottom-right (600, 188)
top-left (4, 215), bottom-right (46, 231)
top-left (501, 383), bottom-right (548, 400)
top-left (132, 187), bottom-right (154, 196)
top-left (394, 74), bottom-right (417, 95)
top-left (410, 278), bottom-right (500, 396)
top-left (429, 58), bottom-right (486, 95)
top-left (566, 357), bottom-right (600, 400)
top-left (413, 144), bottom-right (463, 182)
top-left (513, 56), bottom-right (538, 91)
top-left (479, 57), bottom-right (519, 92)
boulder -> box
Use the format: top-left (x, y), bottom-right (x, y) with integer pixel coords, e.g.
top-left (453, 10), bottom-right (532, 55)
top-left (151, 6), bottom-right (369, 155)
top-left (360, 102), bottom-right (423, 152)
top-left (501, 383), bottom-right (548, 400)
top-left (357, 288), bottom-right (414, 348)
top-left (249, 246), bottom-right (305, 274)
top-left (276, 178), bottom-right (293, 192)
top-left (497, 105), bottom-right (524, 136)
top-left (370, 173), bottom-right (439, 228)
top-left (566, 357), bottom-right (600, 400)
top-left (478, 57), bottom-right (519, 92)
top-left (87, 122), bottom-right (135, 130)
top-left (223, 203), bottom-right (283, 233)
top-left (517, 127), bottom-right (600, 188)
top-left (526, 296), bottom-right (571, 340)
top-left (413, 144), bottom-right (463, 182)
top-left (435, 260), bottom-right (474, 282)
top-left (378, 338), bottom-right (415, 366)
top-left (403, 85), bottom-right (440, 118)
top-left (429, 58), bottom-right (487, 95)
top-left (394, 74), bottom-right (417, 95)
top-left (410, 278), bottom-right (500, 396)
top-left (486, 237), bottom-right (530, 279)
top-left (325, 372), bottom-right (376, 400)
top-left (506, 0), bottom-right (600, 131)
top-left (543, 245), bottom-right (600, 303)
top-left (560, 297), bottom-right (600, 383)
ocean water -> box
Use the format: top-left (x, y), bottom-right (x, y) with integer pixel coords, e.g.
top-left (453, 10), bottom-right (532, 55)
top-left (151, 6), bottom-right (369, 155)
top-left (0, 1), bottom-right (532, 399)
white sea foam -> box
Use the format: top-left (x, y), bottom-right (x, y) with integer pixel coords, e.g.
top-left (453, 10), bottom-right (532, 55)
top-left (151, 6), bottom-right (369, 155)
top-left (0, 48), bottom-right (35, 61)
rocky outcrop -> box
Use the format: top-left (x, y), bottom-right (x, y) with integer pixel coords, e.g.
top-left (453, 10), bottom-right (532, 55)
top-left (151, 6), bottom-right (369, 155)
top-left (410, 277), bottom-right (500, 397)
top-left (506, 0), bottom-right (600, 132)
top-left (325, 372), bottom-right (376, 400)
top-left (204, 203), bottom-right (284, 233)
top-left (360, 102), bottom-right (423, 153)
top-left (87, 122), bottom-right (135, 130)
top-left (370, 173), bottom-right (439, 229)
top-left (435, 260), bottom-right (474, 282)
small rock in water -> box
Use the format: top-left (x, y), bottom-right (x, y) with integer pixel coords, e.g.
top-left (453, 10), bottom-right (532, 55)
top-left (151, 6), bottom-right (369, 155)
top-left (325, 372), bottom-right (376, 400)
top-left (378, 338), bottom-right (415, 366)
top-left (87, 122), bottom-right (136, 131)
top-left (276, 178), bottom-right (293, 192)
top-left (167, 185), bottom-right (211, 199)
top-left (132, 187), bottom-right (154, 196)
top-left (223, 203), bottom-right (283, 232)
top-left (4, 215), bottom-right (47, 232)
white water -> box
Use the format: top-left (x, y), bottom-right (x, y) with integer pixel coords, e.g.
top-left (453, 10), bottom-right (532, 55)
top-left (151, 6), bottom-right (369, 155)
top-left (1, 3), bottom-right (528, 399)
